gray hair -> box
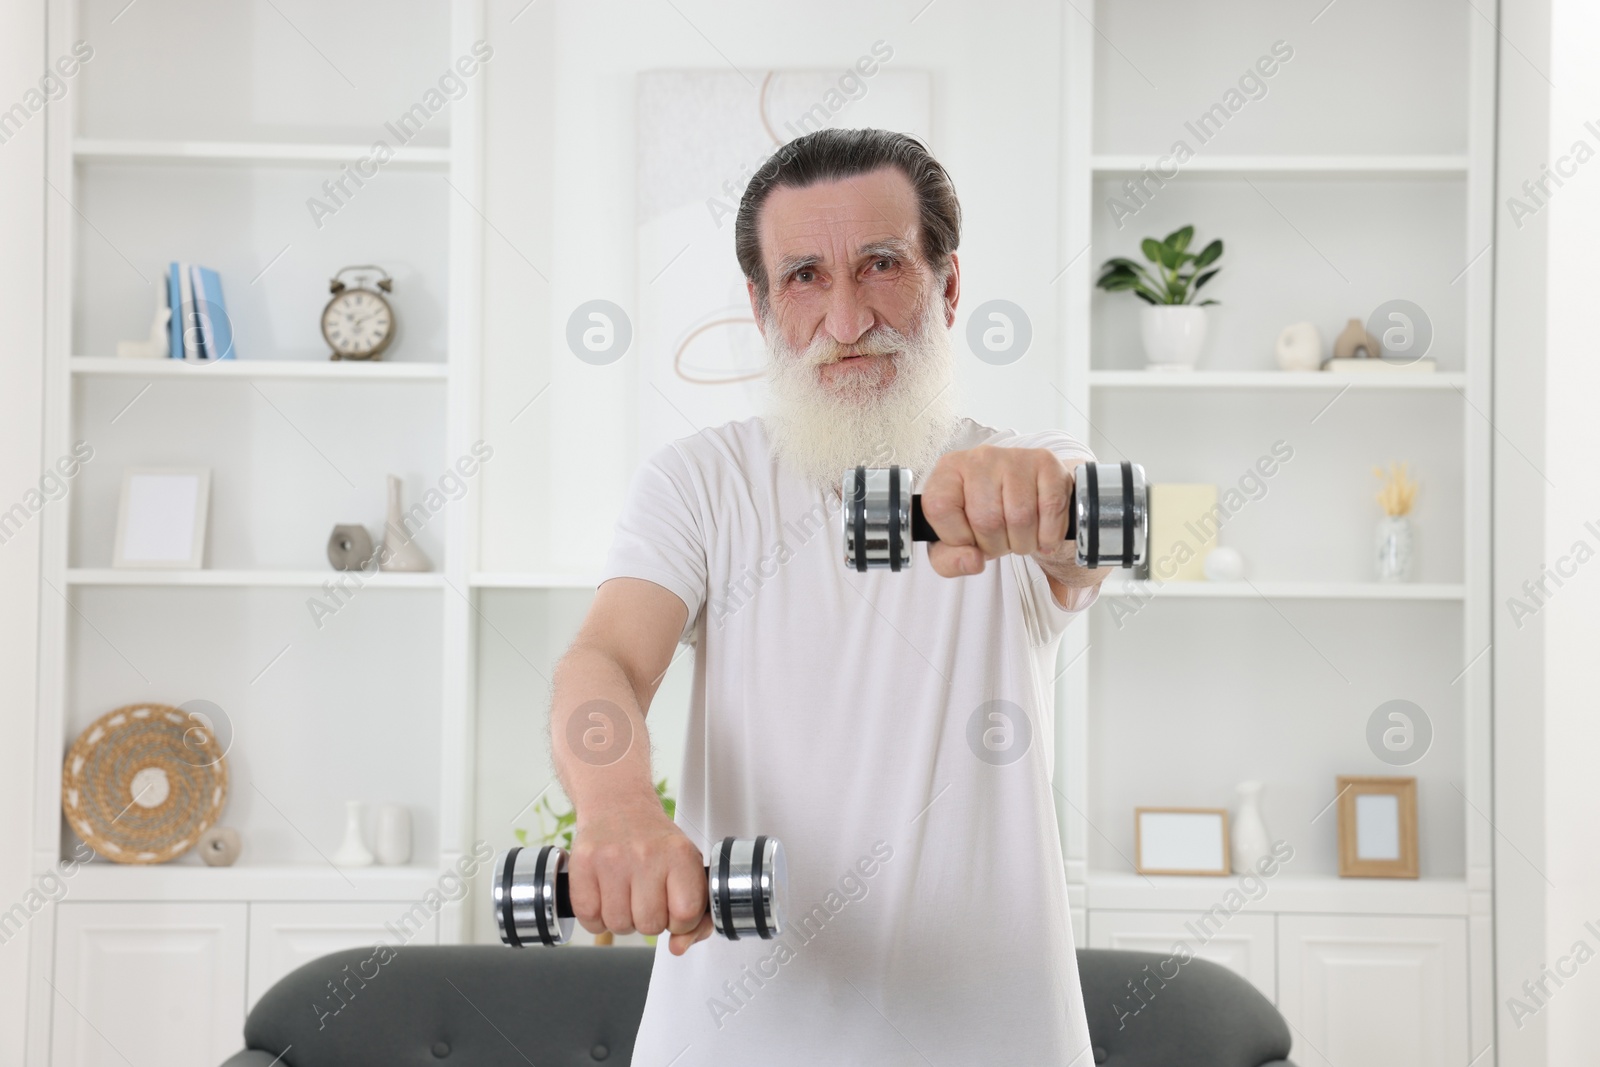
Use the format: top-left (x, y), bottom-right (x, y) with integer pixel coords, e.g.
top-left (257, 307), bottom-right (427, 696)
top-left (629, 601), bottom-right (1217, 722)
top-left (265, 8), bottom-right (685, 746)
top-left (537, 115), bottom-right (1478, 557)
top-left (734, 128), bottom-right (962, 314)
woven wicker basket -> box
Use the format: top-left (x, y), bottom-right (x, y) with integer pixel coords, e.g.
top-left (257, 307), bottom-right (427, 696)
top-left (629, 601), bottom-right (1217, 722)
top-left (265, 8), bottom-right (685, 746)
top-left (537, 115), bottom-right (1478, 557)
top-left (62, 703), bottom-right (230, 865)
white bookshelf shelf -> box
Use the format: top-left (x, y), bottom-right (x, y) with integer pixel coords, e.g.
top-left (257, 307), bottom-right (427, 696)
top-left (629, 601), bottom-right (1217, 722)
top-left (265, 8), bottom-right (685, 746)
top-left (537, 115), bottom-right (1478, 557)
top-left (68, 862), bottom-right (446, 902)
top-left (73, 138), bottom-right (451, 168)
top-left (66, 569), bottom-right (445, 589)
top-left (1090, 154), bottom-right (1470, 176)
top-left (470, 572), bottom-right (600, 589)
top-left (1099, 579), bottom-right (1465, 601)
top-left (70, 357), bottom-right (448, 380)
top-left (1088, 370), bottom-right (1465, 390)
top-left (1085, 870), bottom-right (1470, 916)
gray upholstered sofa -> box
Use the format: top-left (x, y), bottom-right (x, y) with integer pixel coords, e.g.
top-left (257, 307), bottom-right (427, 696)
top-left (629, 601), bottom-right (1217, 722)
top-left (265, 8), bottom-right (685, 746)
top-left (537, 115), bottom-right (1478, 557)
top-left (221, 945), bottom-right (1295, 1066)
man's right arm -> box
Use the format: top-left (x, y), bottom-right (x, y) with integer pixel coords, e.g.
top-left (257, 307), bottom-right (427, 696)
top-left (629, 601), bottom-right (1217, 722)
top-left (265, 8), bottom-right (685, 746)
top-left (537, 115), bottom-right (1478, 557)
top-left (551, 576), bottom-right (713, 954)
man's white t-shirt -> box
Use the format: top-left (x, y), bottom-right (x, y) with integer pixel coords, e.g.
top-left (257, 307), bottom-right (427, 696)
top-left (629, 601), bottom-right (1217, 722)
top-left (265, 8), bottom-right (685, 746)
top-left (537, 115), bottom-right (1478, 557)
top-left (599, 415), bottom-right (1098, 1066)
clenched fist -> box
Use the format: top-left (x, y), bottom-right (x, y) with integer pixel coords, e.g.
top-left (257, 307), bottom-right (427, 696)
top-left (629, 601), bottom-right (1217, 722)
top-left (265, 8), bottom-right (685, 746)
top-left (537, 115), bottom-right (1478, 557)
top-left (566, 800), bottom-right (714, 955)
top-left (918, 445), bottom-right (1081, 579)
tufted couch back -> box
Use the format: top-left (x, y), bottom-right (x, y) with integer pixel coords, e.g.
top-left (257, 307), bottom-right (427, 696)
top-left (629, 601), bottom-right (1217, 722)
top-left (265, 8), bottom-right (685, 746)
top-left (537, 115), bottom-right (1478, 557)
top-left (221, 945), bottom-right (1295, 1066)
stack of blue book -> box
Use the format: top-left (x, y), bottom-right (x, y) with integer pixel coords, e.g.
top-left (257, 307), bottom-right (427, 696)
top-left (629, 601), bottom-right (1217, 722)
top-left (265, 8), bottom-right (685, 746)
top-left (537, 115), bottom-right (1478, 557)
top-left (167, 261), bottom-right (237, 360)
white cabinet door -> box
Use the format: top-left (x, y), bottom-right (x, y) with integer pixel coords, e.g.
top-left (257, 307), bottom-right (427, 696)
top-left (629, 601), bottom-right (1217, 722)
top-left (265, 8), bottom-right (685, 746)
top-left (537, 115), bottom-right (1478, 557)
top-left (51, 902), bottom-right (247, 1067)
top-left (247, 901), bottom-right (438, 1011)
top-left (1277, 914), bottom-right (1467, 1067)
top-left (1088, 908), bottom-right (1277, 1002)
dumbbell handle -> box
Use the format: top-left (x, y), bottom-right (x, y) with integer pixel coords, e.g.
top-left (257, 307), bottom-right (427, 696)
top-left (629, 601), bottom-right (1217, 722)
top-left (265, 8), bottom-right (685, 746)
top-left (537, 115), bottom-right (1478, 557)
top-left (542, 865), bottom-right (712, 920)
top-left (907, 494), bottom-right (1078, 543)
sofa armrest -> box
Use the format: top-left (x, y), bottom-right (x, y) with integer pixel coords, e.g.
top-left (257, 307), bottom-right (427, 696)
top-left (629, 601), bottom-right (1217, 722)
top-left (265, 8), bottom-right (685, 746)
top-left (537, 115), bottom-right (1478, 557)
top-left (218, 1049), bottom-right (291, 1067)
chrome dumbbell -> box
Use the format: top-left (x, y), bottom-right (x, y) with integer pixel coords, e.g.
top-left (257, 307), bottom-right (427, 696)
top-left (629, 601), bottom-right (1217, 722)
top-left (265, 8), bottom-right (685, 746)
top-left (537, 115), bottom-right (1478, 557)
top-left (493, 835), bottom-right (787, 947)
top-left (842, 461), bottom-right (1148, 572)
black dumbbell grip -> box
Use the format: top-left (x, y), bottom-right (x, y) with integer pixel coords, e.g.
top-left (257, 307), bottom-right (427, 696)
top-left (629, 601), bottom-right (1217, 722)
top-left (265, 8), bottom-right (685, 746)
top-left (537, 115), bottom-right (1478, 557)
top-left (549, 866), bottom-right (713, 920)
top-left (908, 495), bottom-right (1080, 543)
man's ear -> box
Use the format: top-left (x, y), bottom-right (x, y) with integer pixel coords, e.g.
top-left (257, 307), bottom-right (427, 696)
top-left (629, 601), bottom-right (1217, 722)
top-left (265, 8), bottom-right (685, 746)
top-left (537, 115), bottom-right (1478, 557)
top-left (746, 279), bottom-right (766, 337)
top-left (942, 253), bottom-right (961, 328)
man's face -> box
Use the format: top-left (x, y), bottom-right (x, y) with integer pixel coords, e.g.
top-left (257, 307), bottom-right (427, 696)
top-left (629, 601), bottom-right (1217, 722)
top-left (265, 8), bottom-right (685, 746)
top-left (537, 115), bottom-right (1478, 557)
top-left (752, 165), bottom-right (963, 493)
top-left (752, 166), bottom-right (958, 398)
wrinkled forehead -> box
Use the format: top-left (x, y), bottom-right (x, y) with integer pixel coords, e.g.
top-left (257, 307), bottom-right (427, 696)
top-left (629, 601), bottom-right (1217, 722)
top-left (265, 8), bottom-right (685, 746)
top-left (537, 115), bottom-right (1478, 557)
top-left (758, 166), bottom-right (923, 274)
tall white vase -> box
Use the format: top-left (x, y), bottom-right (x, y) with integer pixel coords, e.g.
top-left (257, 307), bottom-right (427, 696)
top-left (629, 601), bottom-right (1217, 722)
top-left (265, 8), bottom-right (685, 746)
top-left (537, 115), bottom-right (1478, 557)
top-left (332, 800), bottom-right (375, 867)
top-left (379, 473), bottom-right (432, 572)
top-left (373, 804), bottom-right (412, 866)
top-left (1231, 781), bottom-right (1272, 874)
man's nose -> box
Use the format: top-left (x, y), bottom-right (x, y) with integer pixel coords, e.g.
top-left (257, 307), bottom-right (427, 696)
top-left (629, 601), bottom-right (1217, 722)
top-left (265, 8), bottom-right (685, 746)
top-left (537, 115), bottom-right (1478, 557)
top-left (822, 277), bottom-right (875, 348)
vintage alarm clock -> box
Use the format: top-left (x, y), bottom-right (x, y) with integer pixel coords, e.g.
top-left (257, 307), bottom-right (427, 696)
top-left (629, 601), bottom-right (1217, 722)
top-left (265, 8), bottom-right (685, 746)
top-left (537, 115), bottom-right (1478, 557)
top-left (322, 265), bottom-right (395, 361)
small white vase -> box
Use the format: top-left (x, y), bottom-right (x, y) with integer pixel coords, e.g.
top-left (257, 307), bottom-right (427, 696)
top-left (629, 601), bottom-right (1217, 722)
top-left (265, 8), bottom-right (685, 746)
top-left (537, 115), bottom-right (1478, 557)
top-left (1375, 515), bottom-right (1414, 582)
top-left (373, 804), bottom-right (412, 866)
top-left (1231, 781), bottom-right (1272, 874)
top-left (331, 801), bottom-right (375, 867)
top-left (379, 473), bottom-right (432, 573)
top-left (1140, 305), bottom-right (1209, 370)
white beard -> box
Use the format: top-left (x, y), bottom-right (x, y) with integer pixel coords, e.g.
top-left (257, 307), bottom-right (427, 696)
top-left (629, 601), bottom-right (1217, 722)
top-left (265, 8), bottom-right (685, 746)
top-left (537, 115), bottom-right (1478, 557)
top-left (762, 294), bottom-right (960, 494)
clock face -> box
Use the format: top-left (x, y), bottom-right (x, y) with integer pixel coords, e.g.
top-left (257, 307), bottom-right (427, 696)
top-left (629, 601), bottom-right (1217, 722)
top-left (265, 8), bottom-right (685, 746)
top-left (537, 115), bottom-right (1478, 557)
top-left (321, 289), bottom-right (393, 358)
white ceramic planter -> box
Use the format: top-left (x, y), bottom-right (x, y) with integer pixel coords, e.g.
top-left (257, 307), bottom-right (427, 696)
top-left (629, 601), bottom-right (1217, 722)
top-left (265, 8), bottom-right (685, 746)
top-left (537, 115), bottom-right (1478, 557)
top-left (1140, 305), bottom-right (1209, 370)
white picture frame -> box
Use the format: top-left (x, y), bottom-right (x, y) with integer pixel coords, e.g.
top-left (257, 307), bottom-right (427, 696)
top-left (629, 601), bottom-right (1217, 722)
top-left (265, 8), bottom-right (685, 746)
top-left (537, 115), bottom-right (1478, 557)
top-left (112, 467), bottom-right (210, 569)
top-left (1134, 807), bottom-right (1231, 876)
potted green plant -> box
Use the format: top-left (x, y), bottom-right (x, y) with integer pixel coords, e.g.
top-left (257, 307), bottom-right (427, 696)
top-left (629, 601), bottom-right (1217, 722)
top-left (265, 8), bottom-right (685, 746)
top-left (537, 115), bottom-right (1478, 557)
top-left (515, 778), bottom-right (678, 945)
top-left (1096, 225), bottom-right (1223, 370)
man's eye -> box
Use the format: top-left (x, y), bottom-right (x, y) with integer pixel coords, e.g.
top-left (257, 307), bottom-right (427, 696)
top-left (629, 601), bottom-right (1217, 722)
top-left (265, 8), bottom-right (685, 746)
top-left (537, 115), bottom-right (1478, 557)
top-left (795, 269), bottom-right (815, 283)
top-left (872, 258), bottom-right (893, 271)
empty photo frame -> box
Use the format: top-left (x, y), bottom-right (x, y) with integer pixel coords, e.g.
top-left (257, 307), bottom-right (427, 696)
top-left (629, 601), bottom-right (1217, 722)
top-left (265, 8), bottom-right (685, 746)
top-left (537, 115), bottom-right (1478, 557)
top-left (1135, 807), bottom-right (1231, 876)
top-left (112, 467), bottom-right (210, 569)
top-left (1336, 776), bottom-right (1419, 878)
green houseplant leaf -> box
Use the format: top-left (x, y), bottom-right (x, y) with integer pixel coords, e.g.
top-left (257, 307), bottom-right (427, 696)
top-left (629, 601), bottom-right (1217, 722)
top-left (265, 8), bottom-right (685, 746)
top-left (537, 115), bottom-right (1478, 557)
top-left (1099, 225), bottom-right (1224, 306)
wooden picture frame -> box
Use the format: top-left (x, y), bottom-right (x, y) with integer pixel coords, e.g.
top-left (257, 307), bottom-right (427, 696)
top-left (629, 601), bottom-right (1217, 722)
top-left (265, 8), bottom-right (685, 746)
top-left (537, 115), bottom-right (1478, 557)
top-left (1134, 807), bottom-right (1231, 876)
top-left (112, 467), bottom-right (211, 570)
top-left (1336, 776), bottom-right (1419, 878)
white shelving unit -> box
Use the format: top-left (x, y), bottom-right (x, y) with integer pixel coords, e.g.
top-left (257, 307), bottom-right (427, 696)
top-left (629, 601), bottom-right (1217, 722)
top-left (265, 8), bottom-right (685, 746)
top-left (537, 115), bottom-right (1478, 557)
top-left (1088, 369), bottom-right (1466, 390)
top-left (69, 355), bottom-right (449, 380)
top-left (1091, 154), bottom-right (1470, 175)
top-left (64, 569), bottom-right (448, 588)
top-left (1099, 579), bottom-right (1466, 601)
top-left (1061, 3), bottom-right (1495, 1063)
top-left (30, 2), bottom-right (484, 1062)
top-left (73, 138), bottom-right (452, 168)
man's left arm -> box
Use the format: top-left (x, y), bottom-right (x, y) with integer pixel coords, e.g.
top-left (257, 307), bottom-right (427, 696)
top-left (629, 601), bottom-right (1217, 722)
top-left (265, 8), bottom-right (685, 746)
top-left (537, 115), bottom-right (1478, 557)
top-left (918, 444), bottom-right (1115, 608)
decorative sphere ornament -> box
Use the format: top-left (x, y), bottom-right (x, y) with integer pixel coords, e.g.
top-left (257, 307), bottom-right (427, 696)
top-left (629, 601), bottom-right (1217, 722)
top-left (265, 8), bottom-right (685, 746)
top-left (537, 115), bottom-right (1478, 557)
top-left (1274, 321), bottom-right (1322, 372)
top-left (1204, 546), bottom-right (1245, 582)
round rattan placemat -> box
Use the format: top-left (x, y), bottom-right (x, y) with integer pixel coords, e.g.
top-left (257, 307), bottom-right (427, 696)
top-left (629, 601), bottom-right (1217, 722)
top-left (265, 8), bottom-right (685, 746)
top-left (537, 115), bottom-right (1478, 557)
top-left (62, 702), bottom-right (229, 865)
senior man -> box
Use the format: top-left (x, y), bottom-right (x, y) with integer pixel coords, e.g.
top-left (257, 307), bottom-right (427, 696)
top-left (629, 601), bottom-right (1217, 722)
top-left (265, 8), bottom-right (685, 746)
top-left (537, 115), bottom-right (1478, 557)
top-left (550, 127), bottom-right (1107, 1064)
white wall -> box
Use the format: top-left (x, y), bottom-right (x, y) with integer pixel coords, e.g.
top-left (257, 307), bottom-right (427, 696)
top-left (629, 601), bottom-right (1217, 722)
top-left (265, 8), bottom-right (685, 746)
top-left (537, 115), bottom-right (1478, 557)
top-left (1492, 0), bottom-right (1552, 1061)
top-left (0, 0), bottom-right (47, 1061)
top-left (1540, 0), bottom-right (1600, 1057)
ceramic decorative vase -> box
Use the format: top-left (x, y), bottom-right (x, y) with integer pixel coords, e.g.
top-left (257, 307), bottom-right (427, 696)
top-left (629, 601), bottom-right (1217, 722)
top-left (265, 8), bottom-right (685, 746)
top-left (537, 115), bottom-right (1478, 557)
top-left (373, 804), bottom-right (412, 866)
top-left (1274, 321), bottom-right (1321, 371)
top-left (379, 474), bottom-right (431, 573)
top-left (198, 826), bottom-right (241, 867)
top-left (1140, 305), bottom-right (1208, 370)
top-left (1375, 515), bottom-right (1414, 582)
top-left (1231, 780), bottom-right (1272, 874)
top-left (331, 801), bottom-right (375, 867)
top-left (327, 524), bottom-right (376, 571)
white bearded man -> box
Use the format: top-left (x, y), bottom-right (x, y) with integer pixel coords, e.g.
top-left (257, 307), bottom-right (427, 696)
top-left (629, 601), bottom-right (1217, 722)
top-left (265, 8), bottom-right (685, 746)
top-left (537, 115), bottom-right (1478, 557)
top-left (548, 127), bottom-right (1109, 1064)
